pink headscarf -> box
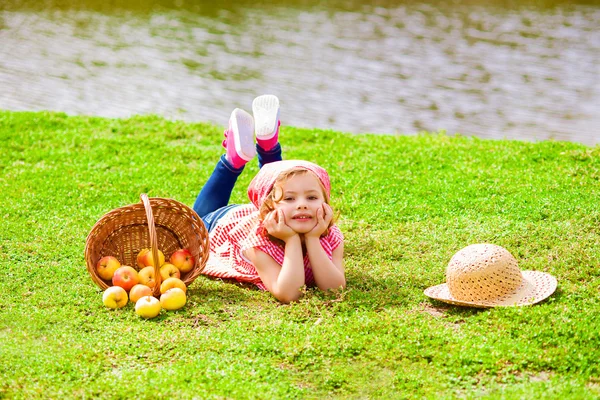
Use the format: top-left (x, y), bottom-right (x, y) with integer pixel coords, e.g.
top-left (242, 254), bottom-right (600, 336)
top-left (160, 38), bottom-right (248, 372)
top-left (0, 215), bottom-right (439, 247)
top-left (247, 160), bottom-right (331, 208)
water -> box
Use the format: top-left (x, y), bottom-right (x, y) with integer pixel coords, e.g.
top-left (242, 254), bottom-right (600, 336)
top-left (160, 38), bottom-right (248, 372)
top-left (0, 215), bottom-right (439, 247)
top-left (1, 0), bottom-right (599, 145)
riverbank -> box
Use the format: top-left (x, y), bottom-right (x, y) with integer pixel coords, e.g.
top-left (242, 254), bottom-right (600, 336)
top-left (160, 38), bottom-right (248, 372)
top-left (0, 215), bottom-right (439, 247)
top-left (1, 111), bottom-right (599, 398)
top-left (2, 1), bottom-right (599, 145)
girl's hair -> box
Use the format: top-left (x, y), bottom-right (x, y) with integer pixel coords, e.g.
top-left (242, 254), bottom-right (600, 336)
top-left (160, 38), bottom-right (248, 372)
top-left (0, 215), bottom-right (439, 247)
top-left (258, 169), bottom-right (336, 245)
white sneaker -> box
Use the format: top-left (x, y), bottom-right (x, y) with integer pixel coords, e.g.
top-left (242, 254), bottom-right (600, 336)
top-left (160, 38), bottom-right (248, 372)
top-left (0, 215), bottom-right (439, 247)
top-left (252, 95), bottom-right (280, 144)
top-left (222, 108), bottom-right (256, 168)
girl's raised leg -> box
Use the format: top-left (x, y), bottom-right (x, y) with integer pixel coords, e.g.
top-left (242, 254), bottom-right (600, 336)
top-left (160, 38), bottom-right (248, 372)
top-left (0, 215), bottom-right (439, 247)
top-left (193, 108), bottom-right (255, 218)
top-left (192, 154), bottom-right (242, 218)
top-left (253, 94), bottom-right (282, 168)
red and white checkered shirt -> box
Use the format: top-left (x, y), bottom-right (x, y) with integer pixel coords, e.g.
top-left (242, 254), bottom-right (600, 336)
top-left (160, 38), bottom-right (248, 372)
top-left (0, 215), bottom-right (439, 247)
top-left (202, 204), bottom-right (344, 291)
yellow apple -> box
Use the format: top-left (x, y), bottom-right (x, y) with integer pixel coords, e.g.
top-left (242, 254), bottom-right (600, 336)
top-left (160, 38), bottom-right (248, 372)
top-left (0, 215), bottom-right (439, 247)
top-left (138, 266), bottom-right (157, 288)
top-left (160, 277), bottom-right (187, 294)
top-left (160, 288), bottom-right (186, 311)
top-left (170, 248), bottom-right (195, 273)
top-left (135, 296), bottom-right (161, 318)
top-left (136, 248), bottom-right (165, 269)
top-left (102, 286), bottom-right (128, 309)
top-left (96, 256), bottom-right (121, 281)
top-left (112, 266), bottom-right (140, 292)
top-left (160, 263), bottom-right (180, 280)
top-left (129, 284), bottom-right (153, 303)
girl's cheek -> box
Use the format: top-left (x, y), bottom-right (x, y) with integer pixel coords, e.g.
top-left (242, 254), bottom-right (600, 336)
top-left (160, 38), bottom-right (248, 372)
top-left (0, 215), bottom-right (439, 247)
top-left (280, 209), bottom-right (290, 220)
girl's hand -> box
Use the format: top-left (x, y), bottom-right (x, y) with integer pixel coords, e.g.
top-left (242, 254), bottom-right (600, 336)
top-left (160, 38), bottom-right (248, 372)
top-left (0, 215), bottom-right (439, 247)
top-left (306, 203), bottom-right (333, 238)
top-left (264, 209), bottom-right (298, 243)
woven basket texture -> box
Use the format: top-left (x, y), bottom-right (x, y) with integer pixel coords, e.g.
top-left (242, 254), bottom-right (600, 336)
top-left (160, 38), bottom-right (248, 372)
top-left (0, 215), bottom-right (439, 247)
top-left (424, 243), bottom-right (558, 308)
top-left (85, 194), bottom-right (209, 296)
top-left (446, 243), bottom-right (522, 302)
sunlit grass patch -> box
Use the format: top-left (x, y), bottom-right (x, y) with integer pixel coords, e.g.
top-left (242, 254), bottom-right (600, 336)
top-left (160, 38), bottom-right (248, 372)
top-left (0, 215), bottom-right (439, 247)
top-left (1, 110), bottom-right (599, 399)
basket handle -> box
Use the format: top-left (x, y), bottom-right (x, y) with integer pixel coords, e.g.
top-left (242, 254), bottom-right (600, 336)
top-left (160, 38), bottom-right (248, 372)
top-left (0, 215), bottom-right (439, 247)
top-left (141, 193), bottom-right (162, 297)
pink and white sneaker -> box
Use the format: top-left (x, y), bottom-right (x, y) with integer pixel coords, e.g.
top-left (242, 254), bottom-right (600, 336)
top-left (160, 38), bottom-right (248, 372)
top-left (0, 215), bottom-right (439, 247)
top-left (252, 94), bottom-right (280, 151)
top-left (222, 108), bottom-right (256, 169)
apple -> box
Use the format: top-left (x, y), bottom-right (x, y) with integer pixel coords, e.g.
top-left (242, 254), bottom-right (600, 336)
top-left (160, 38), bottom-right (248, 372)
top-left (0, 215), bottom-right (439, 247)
top-left (129, 284), bottom-right (153, 303)
top-left (138, 266), bottom-right (157, 288)
top-left (112, 266), bottom-right (140, 292)
top-left (170, 248), bottom-right (195, 273)
top-left (160, 263), bottom-right (180, 280)
top-left (135, 296), bottom-right (161, 318)
top-left (160, 277), bottom-right (187, 294)
top-left (136, 248), bottom-right (165, 269)
top-left (160, 288), bottom-right (186, 311)
top-left (102, 286), bottom-right (128, 309)
top-left (96, 256), bottom-right (121, 281)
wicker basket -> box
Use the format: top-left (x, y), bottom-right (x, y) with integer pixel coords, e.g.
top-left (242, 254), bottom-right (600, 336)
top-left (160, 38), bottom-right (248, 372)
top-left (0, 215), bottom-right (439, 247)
top-left (84, 193), bottom-right (209, 296)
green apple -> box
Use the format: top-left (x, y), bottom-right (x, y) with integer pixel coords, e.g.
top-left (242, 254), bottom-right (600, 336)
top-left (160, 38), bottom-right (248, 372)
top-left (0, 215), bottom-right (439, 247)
top-left (138, 266), bottom-right (156, 288)
top-left (160, 288), bottom-right (186, 311)
top-left (159, 263), bottom-right (180, 280)
top-left (102, 286), bottom-right (128, 309)
top-left (160, 277), bottom-right (187, 294)
top-left (135, 296), bottom-right (161, 318)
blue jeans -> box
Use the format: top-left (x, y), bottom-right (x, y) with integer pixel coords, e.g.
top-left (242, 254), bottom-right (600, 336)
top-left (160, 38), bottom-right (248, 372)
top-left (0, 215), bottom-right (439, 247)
top-left (193, 143), bottom-right (282, 232)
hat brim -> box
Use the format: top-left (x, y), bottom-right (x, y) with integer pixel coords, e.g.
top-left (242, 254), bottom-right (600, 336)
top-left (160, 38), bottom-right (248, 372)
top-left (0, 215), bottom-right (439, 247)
top-left (424, 271), bottom-right (557, 308)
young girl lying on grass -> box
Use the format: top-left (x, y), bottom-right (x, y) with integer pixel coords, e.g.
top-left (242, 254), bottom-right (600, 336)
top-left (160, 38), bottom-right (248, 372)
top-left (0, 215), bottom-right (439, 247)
top-left (192, 95), bottom-right (345, 303)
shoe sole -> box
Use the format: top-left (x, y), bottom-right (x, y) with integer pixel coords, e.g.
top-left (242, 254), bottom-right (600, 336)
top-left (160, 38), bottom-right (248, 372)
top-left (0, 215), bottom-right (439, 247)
top-left (230, 108), bottom-right (256, 160)
top-left (252, 95), bottom-right (280, 139)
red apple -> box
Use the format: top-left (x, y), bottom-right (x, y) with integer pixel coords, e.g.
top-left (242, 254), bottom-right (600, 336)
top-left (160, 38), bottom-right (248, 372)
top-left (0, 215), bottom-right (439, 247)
top-left (102, 286), bottom-right (128, 309)
top-left (96, 256), bottom-right (121, 281)
top-left (138, 266), bottom-right (157, 288)
top-left (160, 277), bottom-right (187, 294)
top-left (112, 266), bottom-right (140, 292)
top-left (136, 248), bottom-right (165, 269)
top-left (160, 288), bottom-right (186, 311)
top-left (170, 248), bottom-right (194, 273)
top-left (135, 296), bottom-right (161, 318)
top-left (159, 263), bottom-right (180, 280)
top-left (129, 284), bottom-right (153, 303)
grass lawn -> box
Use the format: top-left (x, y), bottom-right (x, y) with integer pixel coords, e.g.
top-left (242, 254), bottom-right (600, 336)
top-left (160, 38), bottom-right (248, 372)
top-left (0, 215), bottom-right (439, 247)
top-left (1, 110), bottom-right (599, 399)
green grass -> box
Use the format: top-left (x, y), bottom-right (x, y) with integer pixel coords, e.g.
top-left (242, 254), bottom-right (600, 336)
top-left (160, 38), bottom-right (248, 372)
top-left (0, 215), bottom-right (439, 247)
top-left (1, 110), bottom-right (599, 399)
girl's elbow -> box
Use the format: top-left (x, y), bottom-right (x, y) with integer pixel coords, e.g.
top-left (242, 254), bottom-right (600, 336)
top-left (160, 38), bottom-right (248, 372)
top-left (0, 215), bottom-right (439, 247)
top-left (272, 288), bottom-right (303, 304)
top-left (275, 292), bottom-right (302, 304)
top-left (318, 278), bottom-right (346, 292)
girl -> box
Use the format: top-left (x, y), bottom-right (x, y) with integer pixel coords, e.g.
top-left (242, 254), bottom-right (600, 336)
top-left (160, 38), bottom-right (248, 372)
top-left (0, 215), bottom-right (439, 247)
top-left (192, 95), bottom-right (345, 303)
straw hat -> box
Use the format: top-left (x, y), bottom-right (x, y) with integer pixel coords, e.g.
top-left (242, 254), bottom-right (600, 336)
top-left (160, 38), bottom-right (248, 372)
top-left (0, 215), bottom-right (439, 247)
top-left (424, 243), bottom-right (557, 308)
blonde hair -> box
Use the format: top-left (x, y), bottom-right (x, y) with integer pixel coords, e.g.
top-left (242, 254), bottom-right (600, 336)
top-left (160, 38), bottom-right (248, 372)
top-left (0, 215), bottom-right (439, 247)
top-left (258, 169), bottom-right (336, 243)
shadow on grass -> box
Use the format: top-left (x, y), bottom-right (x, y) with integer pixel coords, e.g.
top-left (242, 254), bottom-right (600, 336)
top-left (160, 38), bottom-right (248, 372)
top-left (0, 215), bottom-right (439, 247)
top-left (188, 276), bottom-right (262, 302)
top-left (420, 299), bottom-right (486, 318)
top-left (419, 286), bottom-right (562, 320)
top-left (182, 265), bottom-right (561, 324)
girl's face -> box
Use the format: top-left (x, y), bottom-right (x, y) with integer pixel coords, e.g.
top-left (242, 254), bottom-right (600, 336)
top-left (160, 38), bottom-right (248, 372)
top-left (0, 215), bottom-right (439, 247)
top-left (273, 172), bottom-right (326, 233)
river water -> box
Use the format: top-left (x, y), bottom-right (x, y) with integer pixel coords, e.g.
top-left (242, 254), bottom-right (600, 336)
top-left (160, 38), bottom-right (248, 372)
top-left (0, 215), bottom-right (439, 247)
top-left (1, 0), bottom-right (599, 145)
